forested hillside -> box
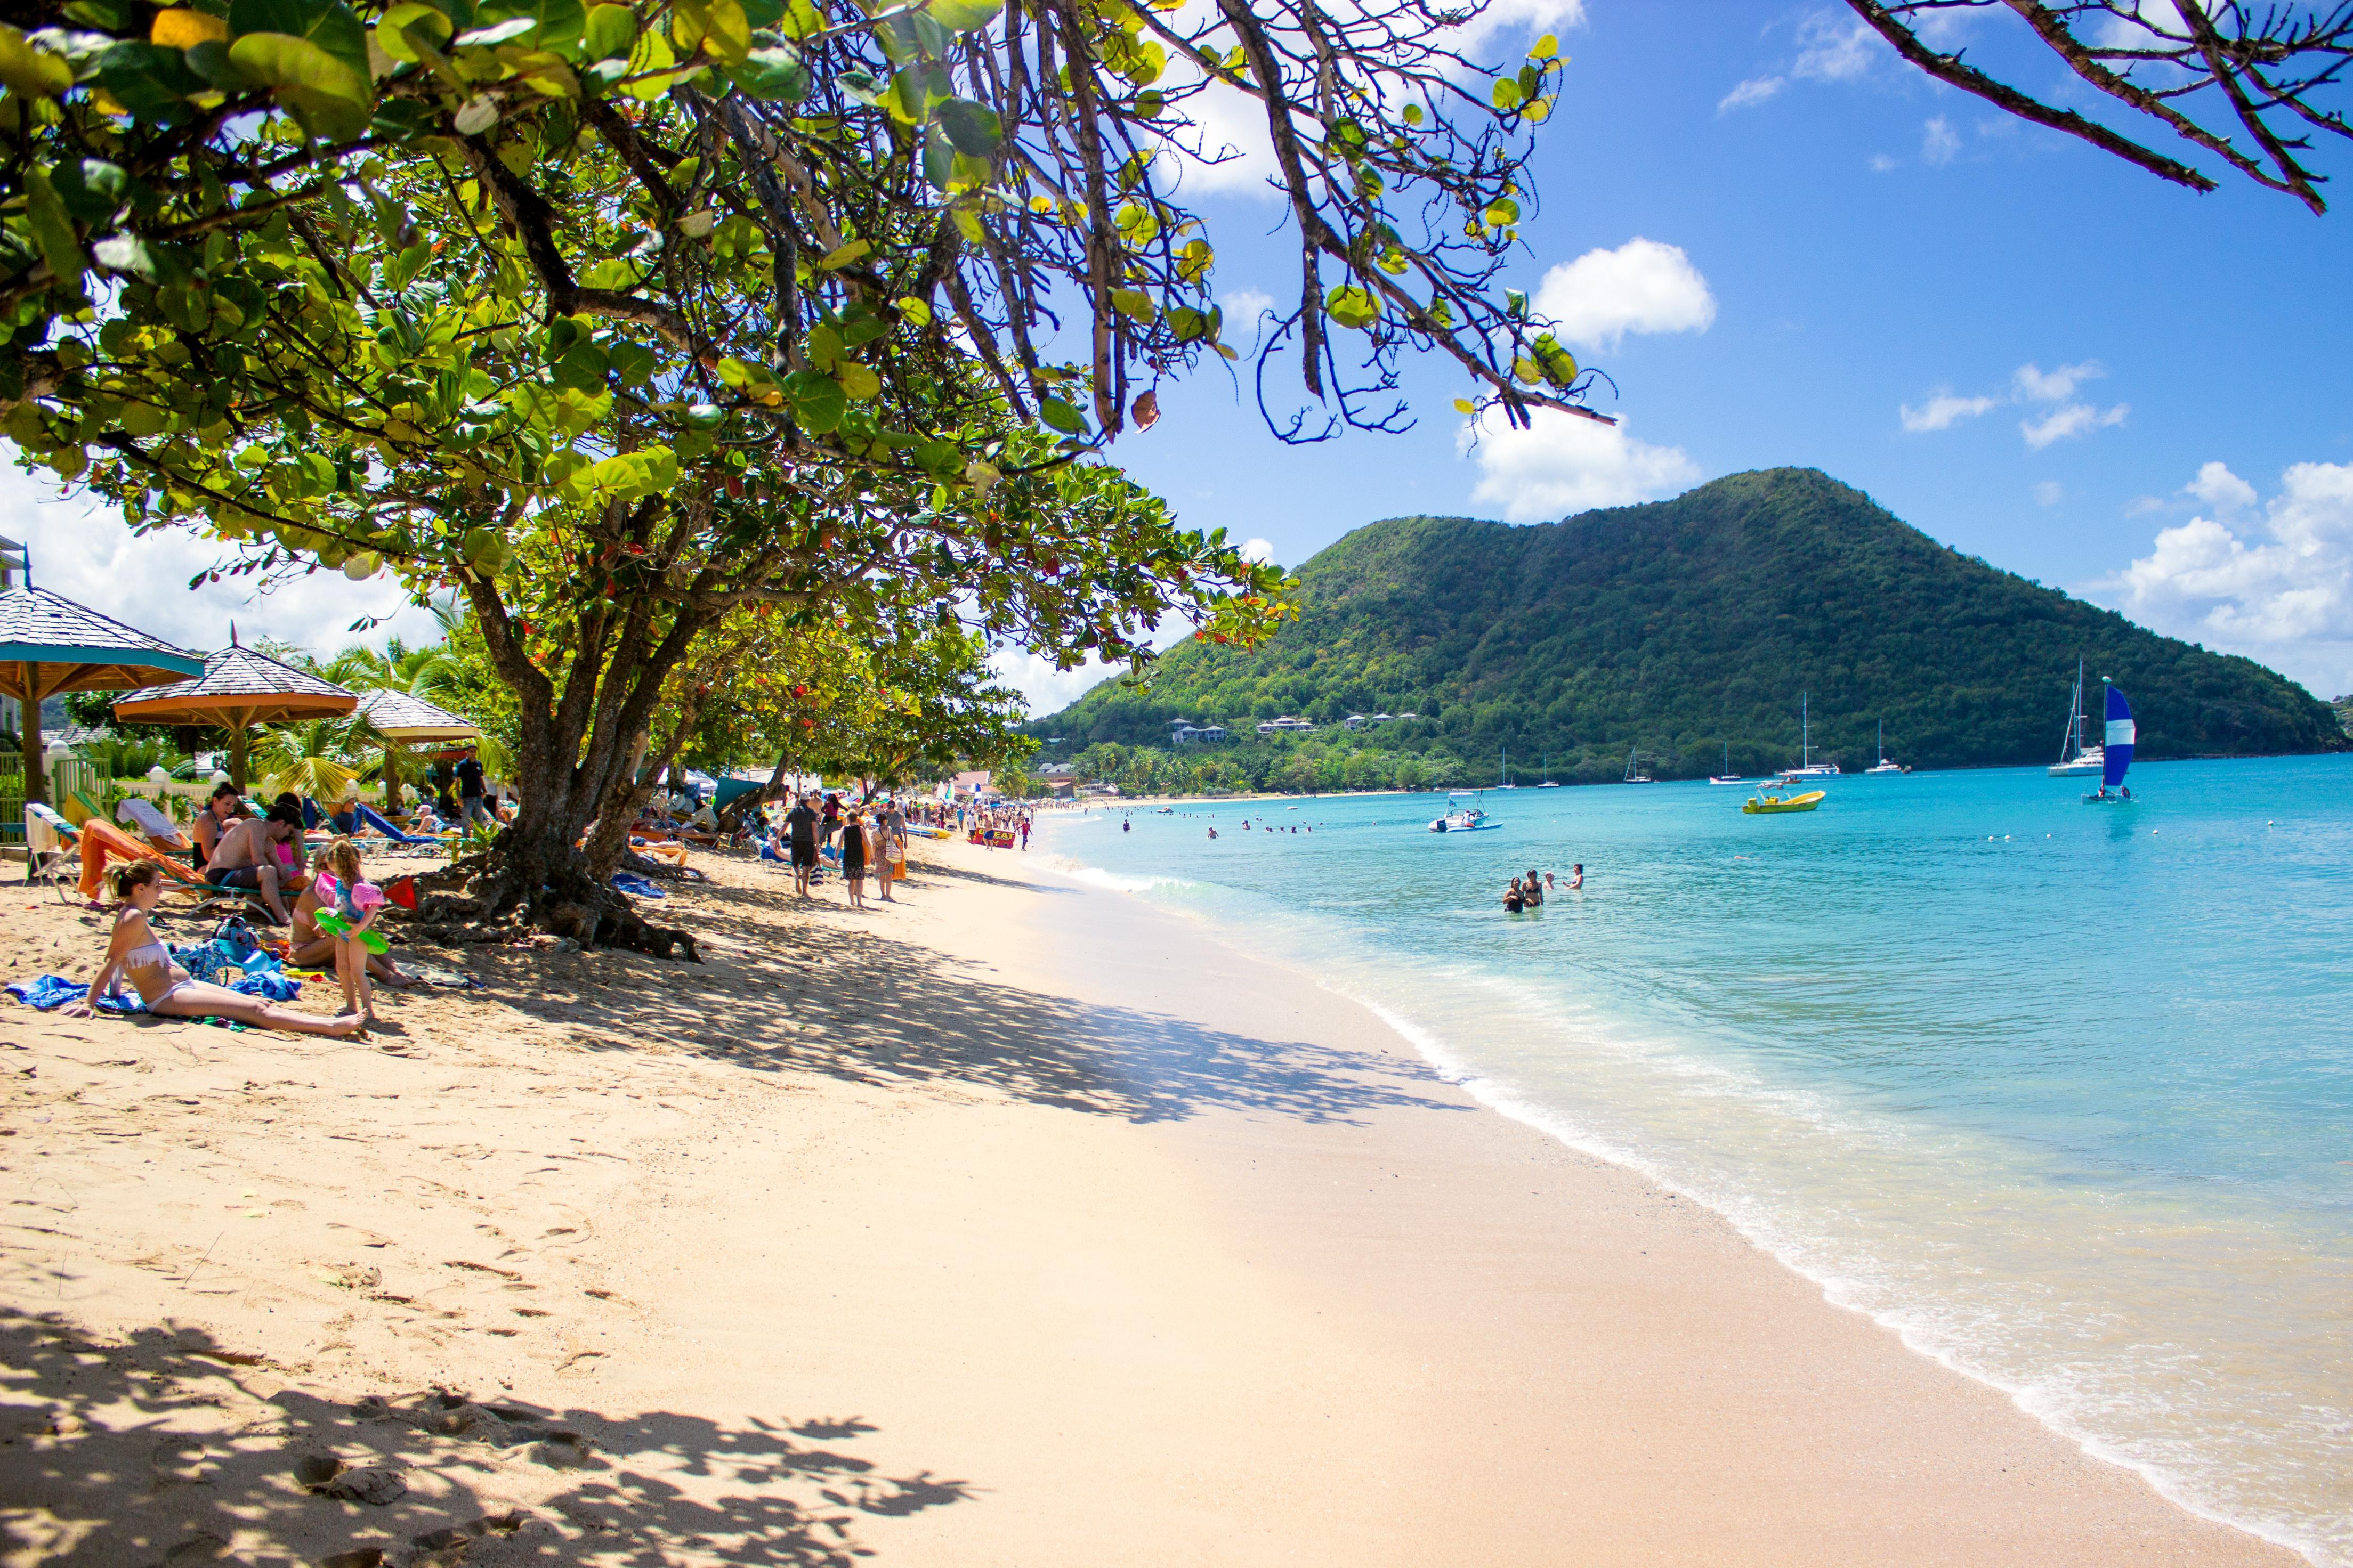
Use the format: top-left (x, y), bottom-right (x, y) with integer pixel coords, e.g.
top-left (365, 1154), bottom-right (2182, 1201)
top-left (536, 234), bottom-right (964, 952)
top-left (1039, 468), bottom-right (2342, 785)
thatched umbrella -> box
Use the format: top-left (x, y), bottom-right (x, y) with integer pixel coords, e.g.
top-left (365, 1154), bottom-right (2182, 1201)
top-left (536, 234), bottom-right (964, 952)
top-left (113, 633), bottom-right (358, 793)
top-left (0, 550), bottom-right (206, 805)
top-left (354, 689), bottom-right (480, 810)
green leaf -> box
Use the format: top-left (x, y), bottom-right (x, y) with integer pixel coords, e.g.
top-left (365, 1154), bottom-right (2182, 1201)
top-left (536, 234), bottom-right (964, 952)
top-left (1530, 30), bottom-right (1558, 60)
top-left (23, 166), bottom-right (85, 290)
top-left (0, 24), bottom-right (80, 98)
top-left (925, 0), bottom-right (1001, 33)
top-left (785, 368), bottom-right (845, 433)
top-left (934, 95), bottom-right (1001, 156)
top-left (606, 339), bottom-right (656, 385)
top-left (583, 1), bottom-right (634, 57)
top-left (92, 232), bottom-right (158, 280)
top-left (1107, 287), bottom-right (1154, 324)
top-left (816, 238), bottom-right (871, 270)
top-left (732, 38), bottom-right (807, 99)
top-left (97, 41), bottom-right (208, 125)
top-left (1039, 395), bottom-right (1086, 435)
top-left (375, 1), bottom-right (453, 60)
top-left (1490, 76), bottom-right (1520, 111)
top-left (1482, 197), bottom-right (1519, 228)
top-left (833, 359), bottom-right (879, 400)
top-left (50, 159), bottom-right (130, 226)
top-left (1324, 285), bottom-right (1380, 330)
top-left (229, 32), bottom-right (374, 140)
top-left (472, 0), bottom-right (585, 50)
top-left (452, 15), bottom-right (536, 44)
top-left (552, 339), bottom-right (608, 391)
top-left (895, 294), bottom-right (933, 327)
top-left (229, 0), bottom-right (371, 82)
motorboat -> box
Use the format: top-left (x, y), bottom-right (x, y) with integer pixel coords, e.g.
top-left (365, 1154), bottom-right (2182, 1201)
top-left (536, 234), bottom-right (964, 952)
top-left (2050, 660), bottom-right (2106, 776)
top-left (2081, 679), bottom-right (2137, 803)
top-left (1429, 793), bottom-right (1500, 832)
top-left (1743, 773), bottom-right (1825, 814)
top-left (1864, 719), bottom-right (1908, 775)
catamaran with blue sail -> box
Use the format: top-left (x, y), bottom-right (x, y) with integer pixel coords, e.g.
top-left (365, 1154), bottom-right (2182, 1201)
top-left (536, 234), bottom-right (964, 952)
top-left (2083, 679), bottom-right (2136, 803)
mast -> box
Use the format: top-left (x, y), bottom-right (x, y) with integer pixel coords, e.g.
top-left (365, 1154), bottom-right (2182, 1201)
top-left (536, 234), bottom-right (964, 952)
top-left (1802, 692), bottom-right (1810, 769)
top-left (2061, 660), bottom-right (2083, 763)
top-left (1877, 718), bottom-right (1883, 765)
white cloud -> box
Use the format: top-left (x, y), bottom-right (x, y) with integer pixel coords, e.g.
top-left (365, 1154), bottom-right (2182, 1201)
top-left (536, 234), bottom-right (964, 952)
top-left (1869, 152), bottom-right (1898, 173)
top-left (1901, 360), bottom-right (2128, 449)
top-left (2021, 401), bottom-right (2130, 449)
top-left (1532, 238), bottom-right (1716, 352)
top-left (1899, 391), bottom-right (1999, 432)
top-left (2034, 481), bottom-right (2064, 507)
top-left (1719, 76), bottom-right (1785, 112)
top-left (1720, 11), bottom-right (1882, 112)
top-left (1221, 287), bottom-right (1275, 323)
top-left (2182, 460), bottom-right (2257, 514)
top-left (1461, 407), bottom-right (1700, 523)
top-left (2102, 460), bottom-right (2353, 693)
top-left (0, 456), bottom-right (440, 660)
top-left (1239, 537), bottom-right (1275, 563)
top-left (991, 614), bottom-right (1196, 718)
top-left (1922, 116), bottom-right (1962, 166)
top-left (2014, 360), bottom-right (2104, 402)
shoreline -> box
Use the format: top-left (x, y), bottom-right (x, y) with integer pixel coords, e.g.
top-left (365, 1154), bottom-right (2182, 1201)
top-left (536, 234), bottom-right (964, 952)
top-left (0, 839), bottom-right (2308, 1565)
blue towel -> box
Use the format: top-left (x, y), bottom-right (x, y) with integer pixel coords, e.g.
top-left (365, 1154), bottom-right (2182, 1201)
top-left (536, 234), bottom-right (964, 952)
top-left (611, 872), bottom-right (668, 899)
top-left (4, 974), bottom-right (142, 1014)
top-left (228, 971), bottom-right (302, 1001)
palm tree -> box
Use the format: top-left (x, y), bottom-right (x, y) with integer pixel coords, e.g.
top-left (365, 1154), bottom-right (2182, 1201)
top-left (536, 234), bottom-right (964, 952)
top-left (251, 717), bottom-right (365, 806)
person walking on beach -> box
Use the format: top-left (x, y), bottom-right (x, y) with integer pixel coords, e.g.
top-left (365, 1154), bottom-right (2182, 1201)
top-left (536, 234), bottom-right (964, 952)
top-left (785, 793), bottom-right (820, 897)
top-left (1020, 815), bottom-right (1031, 850)
top-left (454, 745), bottom-right (495, 831)
top-left (840, 807), bottom-right (870, 909)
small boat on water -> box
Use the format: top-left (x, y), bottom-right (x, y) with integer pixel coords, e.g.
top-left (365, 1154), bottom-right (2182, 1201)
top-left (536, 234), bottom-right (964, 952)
top-left (1429, 792), bottom-right (1501, 832)
top-left (1743, 773), bottom-right (1825, 814)
top-left (2082, 680), bottom-right (2137, 804)
top-left (1495, 748), bottom-right (1517, 788)
top-left (2050, 660), bottom-right (2106, 776)
top-left (1623, 745), bottom-right (1654, 784)
top-left (1539, 752), bottom-right (1561, 787)
top-left (1785, 692), bottom-right (1840, 778)
top-left (1709, 741), bottom-right (1745, 785)
top-left (1865, 719), bottom-right (1908, 775)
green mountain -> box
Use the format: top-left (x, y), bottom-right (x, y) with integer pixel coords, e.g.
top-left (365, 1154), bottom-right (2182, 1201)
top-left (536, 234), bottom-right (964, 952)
top-left (1040, 468), bottom-right (2342, 782)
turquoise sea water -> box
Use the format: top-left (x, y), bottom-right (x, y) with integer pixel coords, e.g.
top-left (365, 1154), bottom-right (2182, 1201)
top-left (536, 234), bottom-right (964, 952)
top-left (1038, 755), bottom-right (2353, 1563)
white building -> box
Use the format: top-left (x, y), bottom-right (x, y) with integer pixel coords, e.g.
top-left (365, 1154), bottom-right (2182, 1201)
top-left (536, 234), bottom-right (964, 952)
top-left (1168, 719), bottom-right (1228, 746)
top-left (1256, 716), bottom-right (1317, 735)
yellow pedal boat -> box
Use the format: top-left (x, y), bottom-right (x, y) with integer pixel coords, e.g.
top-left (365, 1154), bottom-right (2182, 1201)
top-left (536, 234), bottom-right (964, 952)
top-left (1742, 787), bottom-right (1825, 815)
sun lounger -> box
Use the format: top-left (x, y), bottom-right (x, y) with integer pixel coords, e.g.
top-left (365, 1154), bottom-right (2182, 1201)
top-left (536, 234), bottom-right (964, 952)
top-left (73, 816), bottom-right (209, 901)
top-left (115, 795), bottom-right (192, 852)
top-left (23, 803), bottom-right (82, 900)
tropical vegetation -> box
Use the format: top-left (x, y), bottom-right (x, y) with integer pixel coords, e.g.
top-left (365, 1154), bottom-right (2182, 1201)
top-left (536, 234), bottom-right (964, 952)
top-left (1039, 469), bottom-right (2347, 786)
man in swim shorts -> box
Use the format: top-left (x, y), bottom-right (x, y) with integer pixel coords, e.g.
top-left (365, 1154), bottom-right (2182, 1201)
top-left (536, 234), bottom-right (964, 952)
top-left (784, 792), bottom-right (821, 897)
top-left (207, 801), bottom-right (306, 923)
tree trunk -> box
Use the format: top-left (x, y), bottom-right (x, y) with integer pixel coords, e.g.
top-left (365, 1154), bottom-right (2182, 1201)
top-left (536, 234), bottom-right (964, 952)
top-left (228, 727), bottom-right (250, 794)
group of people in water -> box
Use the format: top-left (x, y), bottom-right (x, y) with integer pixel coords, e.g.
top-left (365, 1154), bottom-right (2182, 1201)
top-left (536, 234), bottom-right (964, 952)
top-left (1502, 865), bottom-right (1581, 913)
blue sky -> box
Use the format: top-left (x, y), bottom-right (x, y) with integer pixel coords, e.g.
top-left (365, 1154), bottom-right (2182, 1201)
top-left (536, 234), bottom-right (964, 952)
top-left (5, 1), bottom-right (2348, 713)
top-left (1003, 0), bottom-right (2353, 712)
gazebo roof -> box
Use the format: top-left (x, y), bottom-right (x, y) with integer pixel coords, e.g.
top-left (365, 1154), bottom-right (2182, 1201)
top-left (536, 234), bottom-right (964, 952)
top-left (112, 640), bottom-right (358, 727)
top-left (355, 688), bottom-right (480, 741)
top-left (0, 586), bottom-right (206, 702)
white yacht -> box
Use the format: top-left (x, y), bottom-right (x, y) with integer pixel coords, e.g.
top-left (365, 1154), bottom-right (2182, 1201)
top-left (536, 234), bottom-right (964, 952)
top-left (1864, 719), bottom-right (1907, 775)
top-left (1785, 692), bottom-right (1841, 778)
top-left (2049, 660), bottom-right (2106, 776)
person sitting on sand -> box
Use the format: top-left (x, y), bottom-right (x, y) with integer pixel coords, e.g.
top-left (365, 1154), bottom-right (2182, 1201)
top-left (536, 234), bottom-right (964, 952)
top-left (206, 801), bottom-right (306, 924)
top-left (288, 839), bottom-right (408, 996)
top-left (1521, 870), bottom-right (1544, 908)
top-left (190, 782), bottom-right (245, 870)
top-left (63, 862), bottom-right (365, 1035)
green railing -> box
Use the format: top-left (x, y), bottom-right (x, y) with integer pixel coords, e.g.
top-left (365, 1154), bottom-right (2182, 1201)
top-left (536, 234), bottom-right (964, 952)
top-left (0, 751), bottom-right (21, 848)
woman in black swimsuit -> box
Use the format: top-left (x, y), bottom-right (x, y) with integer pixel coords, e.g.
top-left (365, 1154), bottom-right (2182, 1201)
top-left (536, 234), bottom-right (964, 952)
top-left (839, 807), bottom-right (869, 909)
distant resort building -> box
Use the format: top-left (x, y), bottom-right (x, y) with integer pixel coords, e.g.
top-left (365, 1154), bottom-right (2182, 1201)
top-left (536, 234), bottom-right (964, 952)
top-left (1255, 716), bottom-right (1317, 735)
top-left (1341, 712), bottom-right (1416, 731)
top-left (1168, 718), bottom-right (1229, 746)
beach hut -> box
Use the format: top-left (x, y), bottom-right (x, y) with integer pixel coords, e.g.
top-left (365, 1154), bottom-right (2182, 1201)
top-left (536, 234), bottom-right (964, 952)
top-left (112, 633), bottom-right (358, 793)
top-left (353, 688), bottom-right (479, 810)
top-left (0, 544), bottom-right (206, 807)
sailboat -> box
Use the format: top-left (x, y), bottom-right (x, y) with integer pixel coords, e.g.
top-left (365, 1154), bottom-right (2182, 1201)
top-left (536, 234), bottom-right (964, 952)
top-left (1865, 719), bottom-right (1907, 775)
top-left (2049, 660), bottom-right (2106, 776)
top-left (1786, 692), bottom-right (1840, 778)
top-left (1539, 752), bottom-right (1561, 787)
top-left (1709, 741), bottom-right (1744, 785)
top-left (1623, 745), bottom-right (1654, 784)
top-left (2082, 680), bottom-right (2136, 803)
top-left (1495, 747), bottom-right (1517, 789)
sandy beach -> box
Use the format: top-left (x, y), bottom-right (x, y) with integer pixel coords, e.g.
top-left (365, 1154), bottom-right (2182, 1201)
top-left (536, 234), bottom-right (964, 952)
top-left (0, 838), bottom-right (2305, 1566)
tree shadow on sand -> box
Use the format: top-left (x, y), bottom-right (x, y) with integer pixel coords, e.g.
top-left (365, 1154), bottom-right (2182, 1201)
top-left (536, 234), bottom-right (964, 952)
top-left (0, 1311), bottom-right (967, 1566)
top-left (467, 888), bottom-right (1462, 1126)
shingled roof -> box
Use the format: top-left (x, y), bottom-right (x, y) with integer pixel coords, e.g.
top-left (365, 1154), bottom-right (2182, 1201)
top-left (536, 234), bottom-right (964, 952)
top-left (355, 687), bottom-right (480, 740)
top-left (112, 640), bottom-right (358, 726)
top-left (0, 586), bottom-right (206, 701)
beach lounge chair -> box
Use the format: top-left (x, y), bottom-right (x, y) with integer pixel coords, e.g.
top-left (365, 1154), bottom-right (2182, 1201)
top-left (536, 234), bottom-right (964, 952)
top-left (115, 794), bottom-right (192, 854)
top-left (72, 816), bottom-right (209, 901)
top-left (23, 802), bottom-right (83, 900)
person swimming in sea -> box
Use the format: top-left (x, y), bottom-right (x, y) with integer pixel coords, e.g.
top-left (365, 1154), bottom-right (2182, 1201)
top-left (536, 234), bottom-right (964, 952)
top-left (1502, 879), bottom-right (1525, 913)
top-left (1570, 864), bottom-right (1584, 890)
top-left (1521, 870), bottom-right (1544, 907)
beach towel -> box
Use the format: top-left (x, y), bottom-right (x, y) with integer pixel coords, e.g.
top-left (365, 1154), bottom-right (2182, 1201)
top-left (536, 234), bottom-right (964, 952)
top-left (403, 963), bottom-right (480, 989)
top-left (4, 974), bottom-right (143, 1014)
top-left (611, 872), bottom-right (668, 899)
top-left (74, 817), bottom-right (206, 900)
top-left (116, 795), bottom-right (190, 849)
top-left (349, 801), bottom-right (438, 844)
top-left (228, 970), bottom-right (302, 1001)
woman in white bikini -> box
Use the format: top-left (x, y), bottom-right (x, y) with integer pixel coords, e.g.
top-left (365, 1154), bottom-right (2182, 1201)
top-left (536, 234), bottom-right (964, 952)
top-left (61, 863), bottom-right (366, 1036)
